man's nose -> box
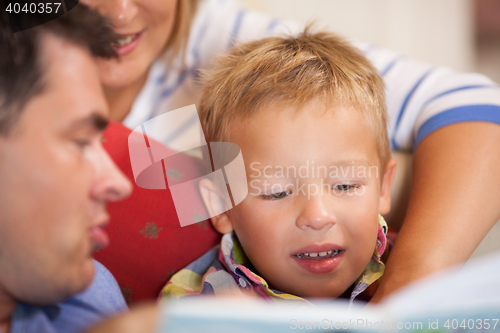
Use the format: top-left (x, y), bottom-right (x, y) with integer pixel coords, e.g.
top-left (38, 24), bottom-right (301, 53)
top-left (295, 194), bottom-right (336, 231)
top-left (92, 147), bottom-right (132, 202)
top-left (82, 0), bottom-right (138, 30)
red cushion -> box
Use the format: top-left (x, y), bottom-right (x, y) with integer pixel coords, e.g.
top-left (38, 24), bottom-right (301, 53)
top-left (94, 121), bottom-right (221, 303)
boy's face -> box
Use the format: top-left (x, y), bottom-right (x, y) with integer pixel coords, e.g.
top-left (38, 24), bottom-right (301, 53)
top-left (208, 100), bottom-right (395, 298)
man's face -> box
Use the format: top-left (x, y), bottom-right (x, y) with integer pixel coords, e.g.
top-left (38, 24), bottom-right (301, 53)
top-left (0, 33), bottom-right (131, 305)
top-left (220, 100), bottom-right (393, 298)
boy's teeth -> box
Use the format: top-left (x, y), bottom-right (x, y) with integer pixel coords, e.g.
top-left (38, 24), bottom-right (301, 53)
top-left (297, 250), bottom-right (340, 259)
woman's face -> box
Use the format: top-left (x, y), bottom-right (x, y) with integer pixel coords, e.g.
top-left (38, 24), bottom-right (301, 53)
top-left (81, 0), bottom-right (178, 88)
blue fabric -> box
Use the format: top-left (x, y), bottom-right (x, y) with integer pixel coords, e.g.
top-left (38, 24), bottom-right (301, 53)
top-left (228, 9), bottom-right (246, 47)
top-left (414, 104), bottom-right (500, 149)
top-left (4, 260), bottom-right (127, 333)
top-left (380, 55), bottom-right (403, 77)
top-left (392, 68), bottom-right (435, 150)
top-left (422, 85), bottom-right (499, 108)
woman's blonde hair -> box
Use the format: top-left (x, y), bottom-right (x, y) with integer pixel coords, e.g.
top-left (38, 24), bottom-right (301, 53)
top-left (164, 0), bottom-right (199, 64)
top-left (199, 28), bottom-right (390, 165)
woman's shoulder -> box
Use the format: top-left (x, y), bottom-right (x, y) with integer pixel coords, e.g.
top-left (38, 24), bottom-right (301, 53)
top-left (185, 0), bottom-right (301, 67)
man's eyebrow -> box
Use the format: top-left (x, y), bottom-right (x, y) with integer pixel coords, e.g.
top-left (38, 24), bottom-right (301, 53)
top-left (70, 112), bottom-right (109, 132)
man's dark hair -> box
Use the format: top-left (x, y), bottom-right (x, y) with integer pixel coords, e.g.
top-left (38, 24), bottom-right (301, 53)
top-left (0, 3), bottom-right (118, 135)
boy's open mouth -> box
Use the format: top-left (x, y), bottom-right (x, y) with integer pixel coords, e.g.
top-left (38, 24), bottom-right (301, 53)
top-left (294, 250), bottom-right (341, 261)
top-left (292, 246), bottom-right (345, 274)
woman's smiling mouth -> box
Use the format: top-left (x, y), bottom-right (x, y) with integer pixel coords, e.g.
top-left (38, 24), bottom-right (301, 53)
top-left (111, 30), bottom-right (146, 56)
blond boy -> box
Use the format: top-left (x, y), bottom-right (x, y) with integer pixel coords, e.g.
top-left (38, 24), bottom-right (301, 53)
top-left (161, 29), bottom-right (397, 303)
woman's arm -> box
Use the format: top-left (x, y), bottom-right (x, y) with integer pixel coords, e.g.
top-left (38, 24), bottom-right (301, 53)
top-left (371, 121), bottom-right (500, 302)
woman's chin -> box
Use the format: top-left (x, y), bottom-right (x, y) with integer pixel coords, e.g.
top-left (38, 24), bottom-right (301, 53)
top-left (96, 57), bottom-right (149, 90)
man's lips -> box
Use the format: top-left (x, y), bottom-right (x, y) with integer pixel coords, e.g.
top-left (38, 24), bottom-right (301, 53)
top-left (89, 219), bottom-right (110, 250)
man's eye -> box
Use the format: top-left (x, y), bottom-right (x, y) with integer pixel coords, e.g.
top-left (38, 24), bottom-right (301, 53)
top-left (332, 184), bottom-right (357, 192)
top-left (74, 139), bottom-right (91, 148)
top-left (262, 190), bottom-right (292, 200)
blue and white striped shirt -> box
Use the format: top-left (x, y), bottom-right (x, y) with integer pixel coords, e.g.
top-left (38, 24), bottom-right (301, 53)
top-left (124, 0), bottom-right (500, 153)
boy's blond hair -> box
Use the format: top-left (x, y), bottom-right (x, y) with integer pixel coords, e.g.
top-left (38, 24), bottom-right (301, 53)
top-left (199, 29), bottom-right (390, 166)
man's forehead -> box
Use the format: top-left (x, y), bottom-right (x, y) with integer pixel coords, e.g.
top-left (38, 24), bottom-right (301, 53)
top-left (36, 31), bottom-right (108, 126)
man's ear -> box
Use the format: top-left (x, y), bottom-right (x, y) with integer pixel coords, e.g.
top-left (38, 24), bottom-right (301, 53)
top-left (198, 178), bottom-right (233, 234)
top-left (379, 158), bottom-right (398, 216)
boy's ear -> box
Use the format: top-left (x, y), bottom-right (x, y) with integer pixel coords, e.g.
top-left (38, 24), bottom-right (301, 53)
top-left (198, 178), bottom-right (234, 234)
top-left (379, 158), bottom-right (398, 216)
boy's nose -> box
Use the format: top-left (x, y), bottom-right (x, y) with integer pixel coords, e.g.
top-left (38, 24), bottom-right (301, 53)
top-left (295, 195), bottom-right (336, 231)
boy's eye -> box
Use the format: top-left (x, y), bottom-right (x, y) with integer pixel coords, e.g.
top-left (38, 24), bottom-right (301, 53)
top-left (332, 184), bottom-right (357, 192)
top-left (262, 190), bottom-right (292, 200)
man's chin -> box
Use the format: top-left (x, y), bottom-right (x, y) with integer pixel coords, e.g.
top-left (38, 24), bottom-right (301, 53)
top-left (56, 259), bottom-right (96, 301)
top-left (22, 263), bottom-right (95, 306)
top-left (57, 260), bottom-right (96, 301)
